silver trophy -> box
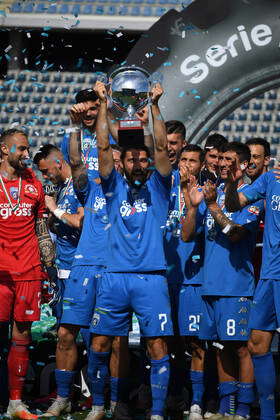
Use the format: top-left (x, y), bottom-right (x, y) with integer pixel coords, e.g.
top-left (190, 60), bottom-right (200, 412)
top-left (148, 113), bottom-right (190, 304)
top-left (109, 66), bottom-right (151, 146)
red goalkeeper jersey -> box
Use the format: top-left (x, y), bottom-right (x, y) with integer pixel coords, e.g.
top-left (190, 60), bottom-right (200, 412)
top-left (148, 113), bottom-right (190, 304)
top-left (0, 169), bottom-right (47, 281)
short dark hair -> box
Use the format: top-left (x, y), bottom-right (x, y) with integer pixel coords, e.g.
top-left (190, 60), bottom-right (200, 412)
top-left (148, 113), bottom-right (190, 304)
top-left (75, 89), bottom-right (98, 104)
top-left (245, 137), bottom-right (271, 157)
top-left (111, 144), bottom-right (123, 153)
top-left (180, 144), bottom-right (204, 163)
top-left (222, 141), bottom-right (251, 163)
top-left (0, 128), bottom-right (27, 143)
top-left (33, 144), bottom-right (60, 166)
top-left (205, 133), bottom-right (228, 152)
top-left (120, 144), bottom-right (151, 161)
top-left (165, 120), bottom-right (186, 140)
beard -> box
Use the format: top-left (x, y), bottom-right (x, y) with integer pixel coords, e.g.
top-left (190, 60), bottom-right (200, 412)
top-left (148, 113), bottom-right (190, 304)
top-left (125, 169), bottom-right (149, 187)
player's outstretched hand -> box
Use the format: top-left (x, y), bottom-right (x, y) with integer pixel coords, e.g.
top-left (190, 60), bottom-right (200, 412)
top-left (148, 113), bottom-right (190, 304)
top-left (136, 106), bottom-right (149, 125)
top-left (94, 81), bottom-right (107, 103)
top-left (189, 181), bottom-right (204, 208)
top-left (45, 195), bottom-right (57, 213)
top-left (69, 102), bottom-right (90, 125)
top-left (203, 181), bottom-right (217, 205)
top-left (228, 157), bottom-right (243, 183)
top-left (150, 83), bottom-right (163, 105)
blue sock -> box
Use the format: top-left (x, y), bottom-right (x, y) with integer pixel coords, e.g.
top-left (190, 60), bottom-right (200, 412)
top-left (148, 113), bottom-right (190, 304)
top-left (150, 355), bottom-right (170, 416)
top-left (190, 370), bottom-right (204, 407)
top-left (55, 369), bottom-right (76, 398)
top-left (218, 381), bottom-right (237, 415)
top-left (252, 353), bottom-right (276, 420)
top-left (87, 350), bottom-right (110, 406)
top-left (236, 382), bottom-right (254, 418)
top-left (110, 377), bottom-right (130, 403)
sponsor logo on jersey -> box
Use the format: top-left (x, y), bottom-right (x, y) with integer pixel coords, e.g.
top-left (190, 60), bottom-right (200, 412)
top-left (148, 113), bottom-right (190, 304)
top-left (24, 184), bottom-right (38, 195)
top-left (247, 205), bottom-right (260, 215)
top-left (0, 203), bottom-right (32, 219)
top-left (271, 194), bottom-right (280, 211)
top-left (92, 312), bottom-right (100, 326)
top-left (93, 196), bottom-right (106, 211)
top-left (120, 199), bottom-right (147, 217)
top-left (10, 186), bottom-right (19, 200)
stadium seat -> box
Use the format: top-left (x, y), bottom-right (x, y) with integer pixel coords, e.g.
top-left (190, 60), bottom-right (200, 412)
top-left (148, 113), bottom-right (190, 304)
top-left (96, 5), bottom-right (104, 13)
top-left (57, 97), bottom-right (67, 104)
top-left (241, 103), bottom-right (249, 110)
top-left (266, 103), bottom-right (275, 111)
top-left (35, 3), bottom-right (48, 13)
top-left (21, 95), bottom-right (31, 103)
top-left (261, 125), bottom-right (270, 133)
top-left (131, 6), bottom-right (140, 15)
top-left (107, 5), bottom-right (116, 14)
top-left (82, 4), bottom-right (93, 13)
top-left (11, 2), bottom-right (22, 12)
top-left (235, 124), bottom-right (244, 132)
top-left (17, 73), bottom-right (26, 82)
top-left (48, 4), bottom-right (58, 13)
top-left (263, 113), bottom-right (272, 122)
top-left (142, 6), bottom-right (152, 15)
top-left (248, 125), bottom-right (257, 133)
top-left (41, 74), bottom-right (50, 83)
top-left (59, 4), bottom-right (69, 13)
top-left (72, 5), bottom-right (80, 15)
top-left (155, 7), bottom-right (166, 15)
top-left (251, 113), bottom-right (260, 121)
top-left (253, 102), bottom-right (262, 110)
top-left (271, 137), bottom-right (280, 144)
top-left (238, 113), bottom-right (247, 121)
top-left (23, 3), bottom-right (34, 12)
top-left (53, 107), bottom-right (62, 115)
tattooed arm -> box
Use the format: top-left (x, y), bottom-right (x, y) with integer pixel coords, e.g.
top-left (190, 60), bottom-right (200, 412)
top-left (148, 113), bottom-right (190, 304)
top-left (68, 102), bottom-right (90, 191)
top-left (35, 217), bottom-right (55, 267)
top-left (203, 182), bottom-right (248, 243)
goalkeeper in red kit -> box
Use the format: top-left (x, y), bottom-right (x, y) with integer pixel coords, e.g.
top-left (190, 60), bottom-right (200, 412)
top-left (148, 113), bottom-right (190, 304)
top-left (0, 129), bottom-right (55, 419)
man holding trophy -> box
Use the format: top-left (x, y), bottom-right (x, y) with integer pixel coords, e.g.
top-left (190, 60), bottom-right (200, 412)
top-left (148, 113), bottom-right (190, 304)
top-left (85, 69), bottom-right (173, 420)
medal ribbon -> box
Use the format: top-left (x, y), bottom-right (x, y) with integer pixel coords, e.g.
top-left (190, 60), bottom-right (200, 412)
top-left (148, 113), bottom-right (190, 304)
top-left (0, 174), bottom-right (22, 212)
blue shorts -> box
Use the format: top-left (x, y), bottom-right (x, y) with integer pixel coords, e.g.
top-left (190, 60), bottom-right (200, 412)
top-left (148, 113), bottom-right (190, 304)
top-left (178, 284), bottom-right (203, 336)
top-left (199, 296), bottom-right (252, 341)
top-left (249, 279), bottom-right (280, 331)
top-left (91, 272), bottom-right (173, 337)
top-left (60, 265), bottom-right (104, 328)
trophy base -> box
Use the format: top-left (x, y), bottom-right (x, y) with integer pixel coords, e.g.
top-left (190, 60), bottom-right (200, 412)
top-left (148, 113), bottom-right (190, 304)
top-left (118, 120), bottom-right (145, 147)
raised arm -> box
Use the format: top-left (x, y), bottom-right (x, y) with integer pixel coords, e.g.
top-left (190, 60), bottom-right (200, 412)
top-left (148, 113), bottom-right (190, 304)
top-left (68, 103), bottom-right (89, 191)
top-left (44, 195), bottom-right (84, 229)
top-left (150, 84), bottom-right (172, 177)
top-left (35, 217), bottom-right (55, 267)
top-left (181, 176), bottom-right (204, 242)
top-left (203, 182), bottom-right (248, 243)
top-left (94, 81), bottom-right (114, 178)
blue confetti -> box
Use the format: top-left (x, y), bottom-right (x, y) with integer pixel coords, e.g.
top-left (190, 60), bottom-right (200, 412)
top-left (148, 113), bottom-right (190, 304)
top-left (163, 62), bottom-right (172, 66)
top-left (178, 91), bottom-right (185, 98)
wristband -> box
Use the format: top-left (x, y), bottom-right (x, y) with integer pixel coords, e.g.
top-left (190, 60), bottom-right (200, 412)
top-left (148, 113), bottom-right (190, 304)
top-left (66, 125), bottom-right (81, 134)
top-left (143, 125), bottom-right (152, 136)
top-left (222, 223), bottom-right (232, 234)
top-left (53, 208), bottom-right (66, 220)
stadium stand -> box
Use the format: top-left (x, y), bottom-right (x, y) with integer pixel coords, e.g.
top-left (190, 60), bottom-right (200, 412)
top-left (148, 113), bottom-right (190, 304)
top-left (1, 70), bottom-right (280, 159)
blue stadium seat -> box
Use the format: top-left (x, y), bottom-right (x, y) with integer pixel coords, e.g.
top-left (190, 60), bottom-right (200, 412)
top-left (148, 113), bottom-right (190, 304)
top-left (83, 4), bottom-right (93, 13)
top-left (48, 4), bottom-right (57, 13)
top-left (53, 75), bottom-right (62, 83)
top-left (41, 74), bottom-right (50, 83)
top-left (223, 124), bottom-right (232, 132)
top-left (11, 2), bottom-right (22, 12)
top-left (44, 96), bottom-right (54, 103)
top-left (61, 87), bottom-right (70, 94)
top-left (0, 94), bottom-right (6, 102)
top-left (271, 137), bottom-right (280, 144)
top-left (25, 85), bottom-right (33, 93)
top-left (273, 125), bottom-right (280, 133)
top-left (263, 113), bottom-right (272, 122)
top-left (53, 107), bottom-right (62, 115)
top-left (0, 116), bottom-right (9, 124)
top-left (131, 6), bottom-right (140, 14)
top-left (268, 92), bottom-right (277, 100)
top-left (57, 97), bottom-right (67, 104)
top-left (119, 5), bottom-right (128, 13)
top-left (11, 117), bottom-right (22, 124)
top-left (41, 106), bottom-right (50, 114)
top-left (271, 148), bottom-right (277, 156)
top-left (238, 113), bottom-right (247, 121)
top-left (59, 4), bottom-right (69, 13)
top-left (49, 85), bottom-right (58, 93)
top-left (266, 103), bottom-right (275, 111)
top-left (35, 3), bottom-right (48, 13)
top-left (33, 96), bottom-right (42, 103)
top-left (21, 95), bottom-right (30, 103)
top-left (253, 102), bottom-right (262, 110)
top-left (17, 73), bottom-right (26, 82)
top-left (107, 5), bottom-right (116, 14)
top-left (64, 76), bottom-right (73, 83)
top-left (248, 125), bottom-right (257, 133)
top-left (76, 75), bottom-right (86, 83)
top-left (256, 93), bottom-right (265, 99)
top-left (235, 124), bottom-right (244, 132)
top-left (261, 125), bottom-right (270, 133)
top-left (251, 113), bottom-right (260, 121)
top-left (29, 106), bottom-right (38, 114)
top-left (17, 105), bottom-right (26, 113)
top-left (62, 118), bottom-right (70, 126)
top-left (37, 86), bottom-right (46, 93)
top-left (9, 94), bottom-right (18, 102)
top-left (95, 5), bottom-right (104, 13)
top-left (71, 5), bottom-right (80, 15)
top-left (12, 84), bottom-right (22, 92)
top-left (23, 3), bottom-right (34, 12)
top-left (232, 136), bottom-right (241, 142)
top-left (155, 6), bottom-right (166, 15)
top-left (241, 103), bottom-right (249, 110)
top-left (141, 6), bottom-right (152, 16)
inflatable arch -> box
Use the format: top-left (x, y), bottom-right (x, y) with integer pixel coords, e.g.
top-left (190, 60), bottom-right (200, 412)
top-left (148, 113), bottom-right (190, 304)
top-left (126, 0), bottom-right (280, 143)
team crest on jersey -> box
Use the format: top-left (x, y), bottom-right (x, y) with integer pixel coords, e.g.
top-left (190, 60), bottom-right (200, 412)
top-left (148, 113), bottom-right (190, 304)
top-left (10, 186), bottom-right (19, 200)
top-left (247, 205), bottom-right (260, 215)
top-left (92, 312), bottom-right (100, 327)
top-left (24, 184), bottom-right (38, 195)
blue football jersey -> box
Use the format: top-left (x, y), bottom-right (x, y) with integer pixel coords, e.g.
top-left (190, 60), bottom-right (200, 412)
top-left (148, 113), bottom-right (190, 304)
top-left (72, 179), bottom-right (108, 267)
top-left (101, 169), bottom-right (171, 272)
top-left (242, 171), bottom-right (280, 281)
top-left (55, 179), bottom-right (82, 270)
top-left (201, 184), bottom-right (264, 297)
top-left (61, 129), bottom-right (116, 180)
top-left (164, 170), bottom-right (204, 285)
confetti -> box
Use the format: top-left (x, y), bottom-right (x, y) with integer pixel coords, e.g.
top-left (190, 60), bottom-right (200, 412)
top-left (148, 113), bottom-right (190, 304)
top-left (163, 62), bottom-right (172, 66)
